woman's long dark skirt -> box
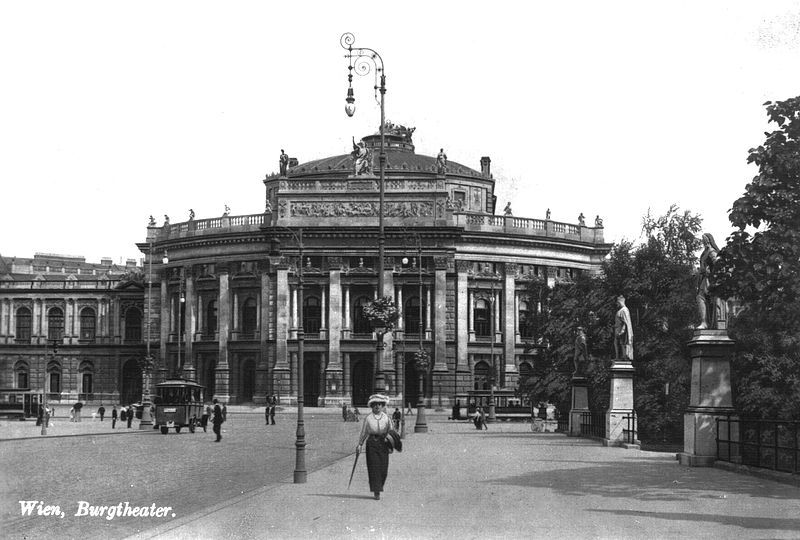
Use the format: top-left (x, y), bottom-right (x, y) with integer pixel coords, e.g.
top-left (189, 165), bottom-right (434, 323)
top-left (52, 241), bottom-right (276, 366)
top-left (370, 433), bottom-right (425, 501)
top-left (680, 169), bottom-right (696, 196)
top-left (365, 435), bottom-right (390, 493)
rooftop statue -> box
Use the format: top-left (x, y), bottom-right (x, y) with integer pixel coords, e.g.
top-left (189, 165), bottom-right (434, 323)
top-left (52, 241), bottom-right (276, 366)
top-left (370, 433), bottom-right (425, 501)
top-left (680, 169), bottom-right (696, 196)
top-left (503, 202), bottom-right (513, 216)
top-left (695, 233), bottom-right (726, 330)
top-left (437, 148), bottom-right (448, 175)
top-left (384, 121), bottom-right (415, 142)
top-left (578, 213), bottom-right (586, 226)
top-left (223, 205), bottom-right (230, 217)
top-left (163, 215), bottom-right (170, 227)
top-left (188, 209), bottom-right (195, 221)
top-left (148, 215), bottom-right (156, 227)
top-left (279, 149), bottom-right (289, 177)
top-left (595, 215), bottom-right (604, 227)
top-left (546, 208), bottom-right (551, 220)
top-left (351, 137), bottom-right (373, 176)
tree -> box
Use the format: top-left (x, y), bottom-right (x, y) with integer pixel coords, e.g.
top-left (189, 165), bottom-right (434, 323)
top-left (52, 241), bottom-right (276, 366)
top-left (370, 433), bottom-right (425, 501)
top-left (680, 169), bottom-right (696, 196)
top-left (713, 96), bottom-right (800, 419)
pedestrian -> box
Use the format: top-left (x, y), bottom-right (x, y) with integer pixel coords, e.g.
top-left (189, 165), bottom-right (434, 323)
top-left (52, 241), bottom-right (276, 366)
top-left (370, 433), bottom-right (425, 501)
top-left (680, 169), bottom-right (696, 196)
top-left (36, 404), bottom-right (43, 426)
top-left (342, 403), bottom-right (348, 422)
top-left (475, 406), bottom-right (488, 430)
top-left (127, 406), bottom-right (134, 428)
top-left (98, 404), bottom-right (106, 422)
top-left (392, 408), bottom-right (401, 431)
top-left (69, 407), bottom-right (75, 422)
top-left (212, 398), bottom-right (224, 442)
top-left (405, 402), bottom-right (414, 416)
top-left (200, 405), bottom-right (213, 433)
top-left (356, 394), bottom-right (399, 500)
top-left (222, 403), bottom-right (227, 423)
top-left (111, 405), bottom-right (118, 429)
top-left (265, 403), bottom-right (270, 426)
top-left (269, 394), bottom-right (277, 425)
top-left (353, 407), bottom-right (360, 422)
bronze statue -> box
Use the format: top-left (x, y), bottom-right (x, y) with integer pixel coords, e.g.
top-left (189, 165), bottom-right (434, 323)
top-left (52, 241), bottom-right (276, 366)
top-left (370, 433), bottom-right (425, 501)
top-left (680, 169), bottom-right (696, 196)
top-left (614, 295), bottom-right (634, 361)
top-left (279, 149), bottom-right (289, 177)
top-left (572, 326), bottom-right (589, 376)
top-left (436, 149), bottom-right (448, 174)
top-left (695, 233), bottom-right (726, 330)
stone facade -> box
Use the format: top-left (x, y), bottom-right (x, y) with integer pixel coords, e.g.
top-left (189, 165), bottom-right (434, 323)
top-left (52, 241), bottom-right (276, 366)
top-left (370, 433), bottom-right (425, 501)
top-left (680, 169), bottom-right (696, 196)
top-left (0, 131), bottom-right (611, 407)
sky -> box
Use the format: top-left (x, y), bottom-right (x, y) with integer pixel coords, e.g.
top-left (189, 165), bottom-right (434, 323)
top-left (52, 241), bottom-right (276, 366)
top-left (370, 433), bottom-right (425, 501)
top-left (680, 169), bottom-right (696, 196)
top-left (1, 1), bottom-right (799, 265)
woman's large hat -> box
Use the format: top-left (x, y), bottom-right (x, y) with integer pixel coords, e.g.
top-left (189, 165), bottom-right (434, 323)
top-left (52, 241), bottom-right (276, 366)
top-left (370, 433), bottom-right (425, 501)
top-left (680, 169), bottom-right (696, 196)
top-left (367, 394), bottom-right (389, 406)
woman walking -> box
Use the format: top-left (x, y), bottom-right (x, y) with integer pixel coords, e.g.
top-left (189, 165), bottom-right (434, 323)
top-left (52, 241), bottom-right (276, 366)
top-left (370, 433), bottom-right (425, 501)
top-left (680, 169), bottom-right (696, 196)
top-left (356, 394), bottom-right (398, 500)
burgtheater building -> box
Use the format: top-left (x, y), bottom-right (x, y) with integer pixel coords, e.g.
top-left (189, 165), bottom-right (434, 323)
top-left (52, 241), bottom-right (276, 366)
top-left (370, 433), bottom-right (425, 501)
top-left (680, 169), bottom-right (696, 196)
top-left (0, 127), bottom-right (610, 407)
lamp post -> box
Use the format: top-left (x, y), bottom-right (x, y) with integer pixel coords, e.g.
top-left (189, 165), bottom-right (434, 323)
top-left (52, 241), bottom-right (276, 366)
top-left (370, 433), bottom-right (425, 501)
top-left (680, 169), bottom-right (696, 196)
top-left (162, 251), bottom-right (184, 379)
top-left (140, 241), bottom-right (155, 429)
top-left (412, 236), bottom-right (428, 433)
top-left (41, 339), bottom-right (59, 436)
top-left (341, 32), bottom-right (388, 394)
top-left (269, 226), bottom-right (306, 484)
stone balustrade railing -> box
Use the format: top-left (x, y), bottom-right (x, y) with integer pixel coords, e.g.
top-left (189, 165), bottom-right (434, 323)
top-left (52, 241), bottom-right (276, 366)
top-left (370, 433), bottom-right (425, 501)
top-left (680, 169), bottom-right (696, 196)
top-left (155, 210), bottom-right (605, 244)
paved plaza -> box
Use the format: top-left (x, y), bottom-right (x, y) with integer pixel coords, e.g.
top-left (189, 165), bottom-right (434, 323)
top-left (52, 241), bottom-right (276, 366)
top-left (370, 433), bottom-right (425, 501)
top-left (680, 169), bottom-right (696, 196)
top-left (2, 408), bottom-right (799, 539)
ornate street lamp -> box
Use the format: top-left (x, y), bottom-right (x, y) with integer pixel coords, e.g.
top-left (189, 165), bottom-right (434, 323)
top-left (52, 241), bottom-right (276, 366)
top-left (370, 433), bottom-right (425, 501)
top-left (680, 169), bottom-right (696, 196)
top-left (269, 227), bottom-right (307, 484)
top-left (341, 32), bottom-right (389, 394)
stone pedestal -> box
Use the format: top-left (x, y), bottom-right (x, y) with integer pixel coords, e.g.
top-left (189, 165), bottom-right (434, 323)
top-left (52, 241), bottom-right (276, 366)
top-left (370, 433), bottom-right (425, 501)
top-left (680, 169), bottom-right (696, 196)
top-left (569, 376), bottom-right (589, 436)
top-left (603, 360), bottom-right (639, 448)
top-left (678, 329), bottom-right (736, 467)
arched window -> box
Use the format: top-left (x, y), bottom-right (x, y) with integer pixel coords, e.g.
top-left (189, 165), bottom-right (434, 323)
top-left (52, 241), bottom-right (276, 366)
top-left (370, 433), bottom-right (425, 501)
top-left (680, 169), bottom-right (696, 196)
top-left (48, 307), bottom-right (64, 341)
top-left (79, 360), bottom-right (94, 395)
top-left (474, 360), bottom-right (491, 391)
top-left (205, 299), bottom-right (218, 338)
top-left (405, 296), bottom-right (423, 334)
top-left (303, 296), bottom-right (321, 334)
top-left (125, 307), bottom-right (142, 342)
top-left (474, 299), bottom-right (490, 337)
top-left (47, 361), bottom-right (61, 394)
top-left (15, 307), bottom-right (32, 343)
top-left (14, 361), bottom-right (29, 389)
top-left (519, 300), bottom-right (532, 338)
top-left (242, 298), bottom-right (258, 337)
top-left (80, 307), bottom-right (96, 342)
top-left (518, 361), bottom-right (533, 384)
top-left (353, 296), bottom-right (372, 334)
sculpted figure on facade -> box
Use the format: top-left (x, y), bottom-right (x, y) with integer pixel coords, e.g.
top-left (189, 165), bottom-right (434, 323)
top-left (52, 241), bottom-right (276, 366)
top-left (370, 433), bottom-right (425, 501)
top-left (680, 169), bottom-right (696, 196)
top-left (188, 209), bottom-right (195, 221)
top-left (163, 214), bottom-right (170, 226)
top-left (546, 208), bottom-right (551, 220)
top-left (264, 198), bottom-right (273, 213)
top-left (351, 137), bottom-right (373, 175)
top-left (614, 295), bottom-right (634, 361)
top-left (279, 149), bottom-right (289, 177)
top-left (595, 215), bottom-right (604, 227)
top-left (578, 213), bottom-right (585, 226)
top-left (436, 148), bottom-right (448, 175)
top-left (503, 202), bottom-right (513, 216)
top-left (695, 232), bottom-right (726, 330)
top-left (148, 215), bottom-right (156, 227)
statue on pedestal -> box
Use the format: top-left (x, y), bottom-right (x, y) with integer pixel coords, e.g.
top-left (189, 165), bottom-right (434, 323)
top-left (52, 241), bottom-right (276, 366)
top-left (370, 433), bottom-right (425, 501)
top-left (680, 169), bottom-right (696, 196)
top-left (503, 202), bottom-right (513, 216)
top-left (695, 233), bottom-right (726, 330)
top-left (578, 213), bottom-right (586, 226)
top-left (351, 137), bottom-right (373, 175)
top-left (546, 208), bottom-right (551, 220)
top-left (572, 326), bottom-right (589, 376)
top-left (614, 295), bottom-right (634, 361)
top-left (595, 215), bottom-right (604, 227)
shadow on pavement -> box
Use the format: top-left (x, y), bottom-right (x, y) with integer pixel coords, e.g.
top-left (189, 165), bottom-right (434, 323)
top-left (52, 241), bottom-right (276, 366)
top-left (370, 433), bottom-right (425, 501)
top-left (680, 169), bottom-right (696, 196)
top-left (590, 509), bottom-right (800, 531)
top-left (482, 459), bottom-right (800, 502)
top-left (310, 494), bottom-right (377, 500)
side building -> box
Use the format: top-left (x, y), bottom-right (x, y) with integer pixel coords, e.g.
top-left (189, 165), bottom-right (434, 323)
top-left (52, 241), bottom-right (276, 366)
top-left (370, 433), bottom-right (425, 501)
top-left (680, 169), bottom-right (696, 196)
top-left (0, 254), bottom-right (146, 405)
top-left (146, 128), bottom-right (612, 407)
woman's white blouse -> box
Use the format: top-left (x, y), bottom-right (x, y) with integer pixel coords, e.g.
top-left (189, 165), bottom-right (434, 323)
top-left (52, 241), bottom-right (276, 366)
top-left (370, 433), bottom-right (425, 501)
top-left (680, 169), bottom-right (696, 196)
top-left (359, 412), bottom-right (393, 444)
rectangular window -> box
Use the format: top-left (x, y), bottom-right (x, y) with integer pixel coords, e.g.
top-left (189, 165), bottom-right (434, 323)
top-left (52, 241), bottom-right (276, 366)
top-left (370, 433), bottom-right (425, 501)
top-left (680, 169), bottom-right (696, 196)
top-left (50, 373), bottom-right (61, 394)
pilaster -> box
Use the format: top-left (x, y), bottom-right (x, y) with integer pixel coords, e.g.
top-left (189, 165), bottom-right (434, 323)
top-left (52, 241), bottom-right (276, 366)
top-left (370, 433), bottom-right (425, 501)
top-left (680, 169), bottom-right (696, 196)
top-left (456, 261), bottom-right (470, 373)
top-left (433, 258), bottom-right (448, 372)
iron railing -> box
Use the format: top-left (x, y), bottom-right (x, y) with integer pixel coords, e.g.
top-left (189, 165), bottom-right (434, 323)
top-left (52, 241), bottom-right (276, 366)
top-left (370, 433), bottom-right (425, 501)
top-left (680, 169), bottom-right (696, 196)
top-left (717, 416), bottom-right (800, 474)
top-left (580, 411), bottom-right (606, 438)
top-left (622, 411), bottom-right (638, 444)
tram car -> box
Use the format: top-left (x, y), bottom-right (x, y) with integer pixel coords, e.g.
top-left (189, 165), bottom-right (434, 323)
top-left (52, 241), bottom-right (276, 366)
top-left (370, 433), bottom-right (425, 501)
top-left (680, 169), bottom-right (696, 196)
top-left (153, 379), bottom-right (205, 434)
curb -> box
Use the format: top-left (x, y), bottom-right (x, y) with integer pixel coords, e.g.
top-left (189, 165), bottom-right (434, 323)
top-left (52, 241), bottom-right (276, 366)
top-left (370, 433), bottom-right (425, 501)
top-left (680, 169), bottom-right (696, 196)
top-left (0, 428), bottom-right (153, 443)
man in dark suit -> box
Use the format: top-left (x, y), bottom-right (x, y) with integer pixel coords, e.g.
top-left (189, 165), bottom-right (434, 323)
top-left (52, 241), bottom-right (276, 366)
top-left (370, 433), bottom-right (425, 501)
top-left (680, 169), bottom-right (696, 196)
top-left (111, 406), bottom-right (118, 429)
top-left (269, 395), bottom-right (277, 425)
top-left (212, 398), bottom-right (224, 442)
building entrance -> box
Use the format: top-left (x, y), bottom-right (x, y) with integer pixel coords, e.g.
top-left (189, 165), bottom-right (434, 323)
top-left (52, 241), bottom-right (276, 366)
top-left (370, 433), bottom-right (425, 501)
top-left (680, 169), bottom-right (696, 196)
top-left (351, 356), bottom-right (374, 407)
top-left (239, 358), bottom-right (255, 403)
top-left (303, 354), bottom-right (321, 407)
top-left (121, 359), bottom-right (142, 405)
top-left (404, 356), bottom-right (421, 407)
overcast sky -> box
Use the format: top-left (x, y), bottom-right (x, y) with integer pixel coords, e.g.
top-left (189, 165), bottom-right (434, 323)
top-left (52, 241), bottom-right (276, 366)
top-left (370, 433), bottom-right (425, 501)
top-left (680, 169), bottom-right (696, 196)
top-left (1, 1), bottom-right (798, 265)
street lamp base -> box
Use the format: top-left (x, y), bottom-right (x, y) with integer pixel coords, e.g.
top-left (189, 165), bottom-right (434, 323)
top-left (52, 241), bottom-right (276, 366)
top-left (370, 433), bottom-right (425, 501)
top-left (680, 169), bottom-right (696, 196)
top-left (294, 471), bottom-right (307, 483)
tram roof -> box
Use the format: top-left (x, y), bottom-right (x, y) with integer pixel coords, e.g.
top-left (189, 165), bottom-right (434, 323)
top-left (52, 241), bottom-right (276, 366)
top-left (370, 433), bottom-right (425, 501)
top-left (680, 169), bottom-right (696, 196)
top-left (155, 379), bottom-right (205, 388)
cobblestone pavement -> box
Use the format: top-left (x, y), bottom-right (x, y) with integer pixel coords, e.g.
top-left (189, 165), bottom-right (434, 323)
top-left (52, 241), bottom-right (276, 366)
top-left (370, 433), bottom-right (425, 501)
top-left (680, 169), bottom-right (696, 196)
top-left (0, 408), bottom-right (362, 539)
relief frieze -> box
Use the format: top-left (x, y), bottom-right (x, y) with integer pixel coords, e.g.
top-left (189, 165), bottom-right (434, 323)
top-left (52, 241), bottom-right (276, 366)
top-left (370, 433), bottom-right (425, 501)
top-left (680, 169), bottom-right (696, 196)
top-left (289, 201), bottom-right (433, 218)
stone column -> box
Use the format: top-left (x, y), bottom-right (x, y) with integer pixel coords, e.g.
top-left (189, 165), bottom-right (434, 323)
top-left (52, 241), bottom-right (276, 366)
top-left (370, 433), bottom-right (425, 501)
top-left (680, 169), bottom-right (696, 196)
top-left (326, 257), bottom-right (343, 402)
top-left (289, 351), bottom-right (298, 404)
top-left (569, 376), bottom-right (590, 436)
top-left (395, 285), bottom-right (404, 338)
top-left (603, 360), bottom-right (639, 448)
top-left (111, 296), bottom-right (121, 344)
top-left (342, 284), bottom-right (351, 339)
top-left (290, 286), bottom-right (298, 339)
top-left (215, 268), bottom-right (231, 402)
top-left (259, 268), bottom-right (271, 402)
top-left (274, 265), bottom-right (290, 397)
top-left (678, 330), bottom-right (736, 467)
top-left (493, 289), bottom-right (502, 343)
top-left (433, 258), bottom-right (448, 373)
top-left (514, 294), bottom-right (520, 344)
top-left (503, 264), bottom-right (517, 381)
top-left (425, 286), bottom-right (432, 340)
top-left (343, 352), bottom-right (351, 401)
top-left (183, 271), bottom-right (196, 381)
top-left (468, 289), bottom-right (475, 342)
top-left (320, 283), bottom-right (328, 340)
top-left (456, 261), bottom-right (470, 378)
top-left (160, 275), bottom-right (169, 373)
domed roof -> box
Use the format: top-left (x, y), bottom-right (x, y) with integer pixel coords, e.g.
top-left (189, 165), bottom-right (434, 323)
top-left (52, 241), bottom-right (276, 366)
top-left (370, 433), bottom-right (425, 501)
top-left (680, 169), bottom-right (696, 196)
top-left (285, 129), bottom-right (484, 179)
